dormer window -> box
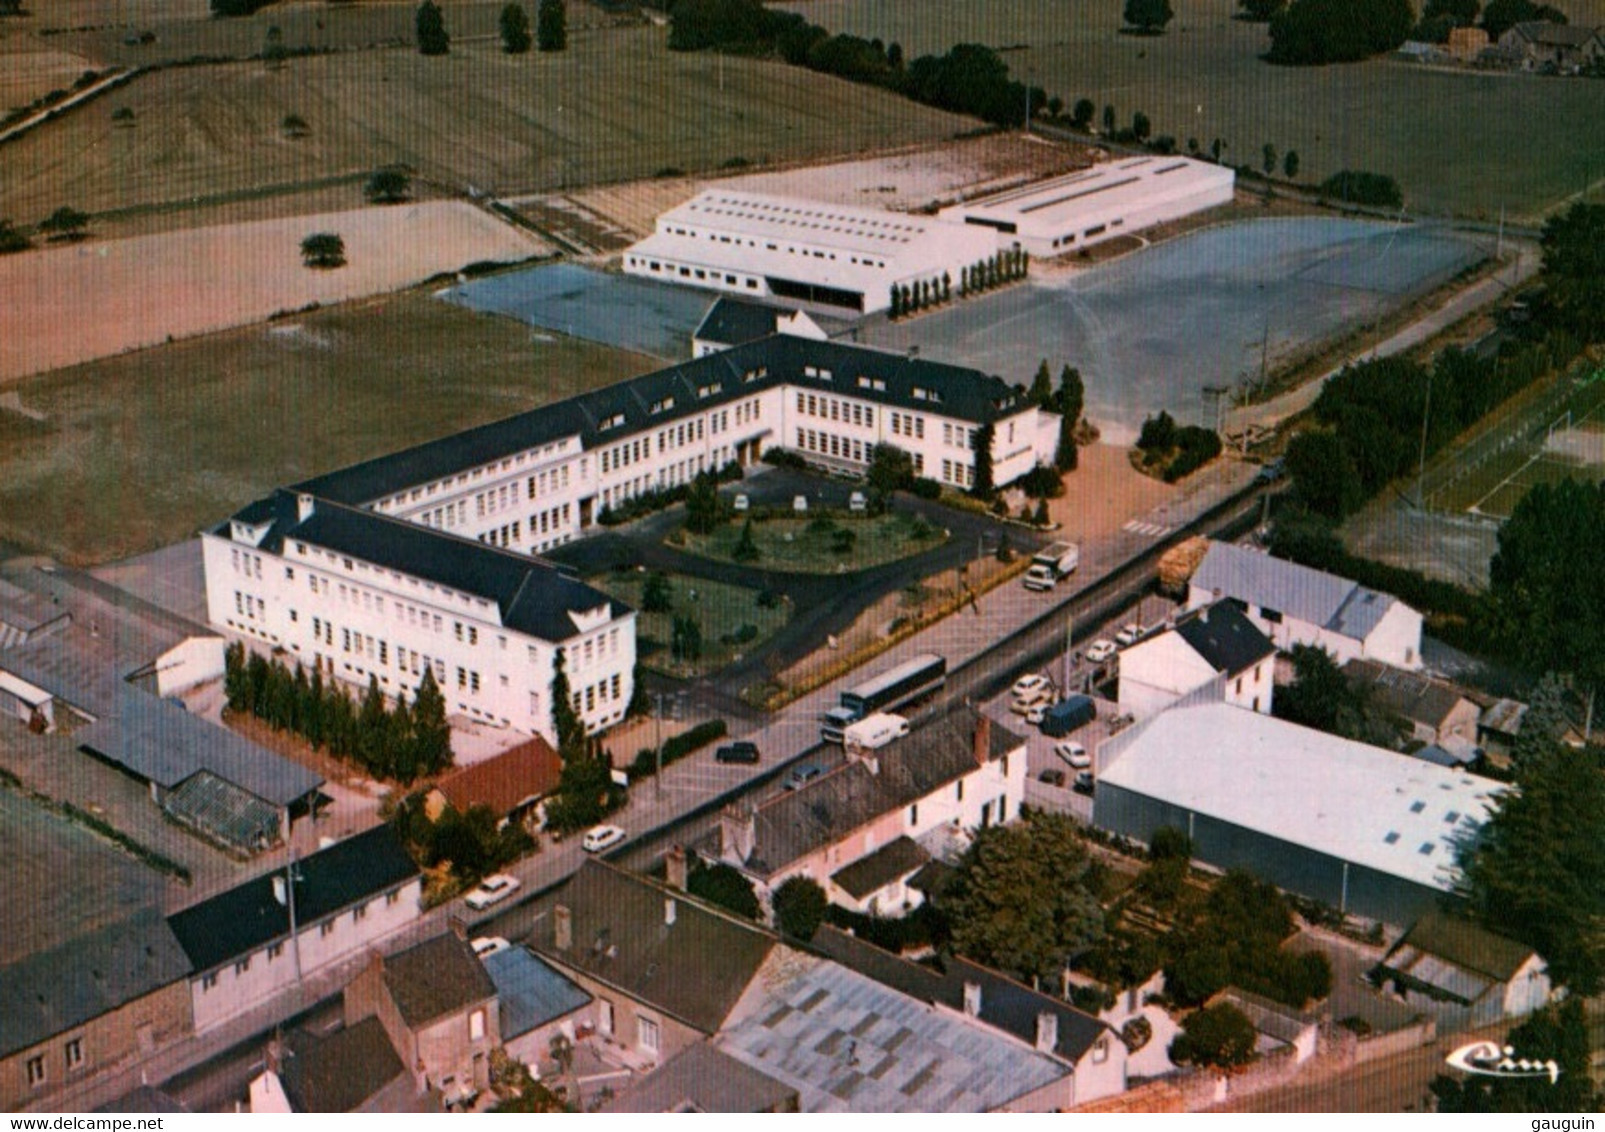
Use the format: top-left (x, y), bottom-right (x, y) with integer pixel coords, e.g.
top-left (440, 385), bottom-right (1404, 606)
top-left (599, 412), bottom-right (625, 431)
top-left (650, 396), bottom-right (675, 414)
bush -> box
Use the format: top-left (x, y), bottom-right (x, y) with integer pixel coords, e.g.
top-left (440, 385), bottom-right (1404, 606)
top-left (1171, 1003), bottom-right (1258, 1068)
top-left (1149, 826), bottom-right (1194, 862)
top-left (1163, 426), bottom-right (1223, 482)
top-left (909, 476), bottom-right (941, 499)
top-left (687, 860), bottom-right (760, 919)
top-left (628, 718), bottom-right (728, 778)
top-left (761, 447), bottom-right (808, 470)
top-left (1016, 463), bottom-right (1065, 499)
top-left (773, 876), bottom-right (828, 939)
top-left (1318, 170), bottom-right (1403, 209)
top-left (1137, 411), bottom-right (1178, 452)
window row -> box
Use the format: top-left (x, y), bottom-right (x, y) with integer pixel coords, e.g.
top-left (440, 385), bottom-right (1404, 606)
top-left (795, 428), bottom-right (872, 466)
top-left (888, 411), bottom-right (925, 440)
top-left (796, 392), bottom-right (875, 430)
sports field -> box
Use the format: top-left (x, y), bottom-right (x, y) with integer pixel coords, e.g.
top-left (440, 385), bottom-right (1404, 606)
top-left (1433, 370), bottom-right (1605, 520)
top-left (0, 26), bottom-right (974, 229)
top-left (0, 294), bottom-right (651, 565)
top-left (778, 0), bottom-right (1605, 221)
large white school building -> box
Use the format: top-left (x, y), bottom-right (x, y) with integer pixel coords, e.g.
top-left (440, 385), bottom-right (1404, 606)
top-left (939, 156), bottom-right (1235, 257)
top-left (203, 334), bottom-right (1057, 744)
top-left (622, 190), bottom-right (1000, 316)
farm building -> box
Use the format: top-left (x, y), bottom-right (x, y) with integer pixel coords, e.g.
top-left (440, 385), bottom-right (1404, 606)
top-left (1093, 703), bottom-right (1506, 924)
top-left (623, 189), bottom-right (998, 315)
top-left (937, 157), bottom-right (1235, 257)
top-left (1373, 913), bottom-right (1552, 1027)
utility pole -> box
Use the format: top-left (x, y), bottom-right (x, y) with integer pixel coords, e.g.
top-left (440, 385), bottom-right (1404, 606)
top-left (1416, 366), bottom-right (1434, 510)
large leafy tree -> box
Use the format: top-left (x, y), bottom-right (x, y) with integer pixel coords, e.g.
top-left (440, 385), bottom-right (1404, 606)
top-left (1124, 0), bottom-right (1175, 32)
top-left (1170, 1004), bottom-right (1257, 1068)
top-left (942, 810), bottom-right (1104, 982)
top-left (1537, 203), bottom-right (1605, 341)
top-left (1488, 479), bottom-right (1605, 695)
top-left (773, 876), bottom-right (828, 940)
top-left (867, 443), bottom-right (915, 495)
top-left (687, 862), bottom-right (761, 920)
top-left (1458, 728), bottom-right (1605, 994)
top-left (300, 232), bottom-right (345, 268)
top-left (1268, 0), bottom-right (1413, 63)
top-left (416, 0), bottom-right (450, 55)
top-left (1273, 644), bottom-right (1399, 746)
top-left (1165, 870), bottom-right (1332, 1008)
top-left (1285, 430), bottom-right (1362, 520)
top-left (1430, 1000), bottom-right (1601, 1112)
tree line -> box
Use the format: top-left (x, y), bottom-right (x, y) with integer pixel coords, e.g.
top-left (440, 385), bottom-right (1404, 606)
top-left (223, 642), bottom-right (453, 784)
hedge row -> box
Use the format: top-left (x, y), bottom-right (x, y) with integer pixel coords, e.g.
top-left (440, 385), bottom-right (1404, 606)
top-left (628, 718), bottom-right (728, 779)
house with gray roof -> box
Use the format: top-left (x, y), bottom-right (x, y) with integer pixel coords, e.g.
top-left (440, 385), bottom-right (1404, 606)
top-left (479, 945), bottom-right (591, 1071)
top-left (700, 711), bottom-right (1027, 915)
top-left (1, 910), bottom-right (194, 1112)
top-left (1497, 20), bottom-right (1605, 69)
top-left (249, 1017), bottom-right (436, 1113)
top-left (1188, 541), bottom-right (1424, 670)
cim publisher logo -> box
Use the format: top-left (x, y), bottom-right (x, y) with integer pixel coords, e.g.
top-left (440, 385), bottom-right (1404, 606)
top-left (1444, 1041), bottom-right (1562, 1084)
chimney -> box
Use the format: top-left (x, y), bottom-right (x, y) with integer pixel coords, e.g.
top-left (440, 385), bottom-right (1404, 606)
top-left (665, 845), bottom-right (688, 891)
top-left (297, 493), bottom-right (315, 522)
top-left (718, 804), bottom-right (756, 866)
top-left (554, 904), bottom-right (572, 951)
top-left (962, 982), bottom-right (982, 1017)
top-left (664, 898), bottom-right (677, 927)
top-left (973, 714), bottom-right (991, 768)
top-left (1035, 1011), bottom-right (1059, 1054)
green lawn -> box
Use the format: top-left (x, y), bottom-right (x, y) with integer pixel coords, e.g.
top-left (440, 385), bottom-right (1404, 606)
top-left (777, 0), bottom-right (1605, 221)
top-left (0, 294), bottom-right (652, 565)
top-left (588, 570), bottom-right (790, 679)
top-left (677, 511), bottom-right (948, 573)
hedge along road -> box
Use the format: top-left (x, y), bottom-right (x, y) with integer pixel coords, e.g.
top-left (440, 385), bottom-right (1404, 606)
top-left (862, 217), bottom-right (1489, 444)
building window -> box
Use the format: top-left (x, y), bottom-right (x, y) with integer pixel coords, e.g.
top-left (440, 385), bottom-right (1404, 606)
top-left (321, 920), bottom-right (336, 938)
top-left (387, 890), bottom-right (401, 906)
top-left (909, 803), bottom-right (918, 826)
top-left (235, 956), bottom-right (251, 976)
top-left (202, 973), bottom-right (218, 991)
top-left (956, 780), bottom-right (964, 802)
top-left (638, 1016), bottom-right (661, 1056)
top-left (268, 942), bottom-right (283, 961)
top-left (1093, 1036), bottom-right (1110, 1064)
top-left (470, 1009), bottom-right (486, 1041)
top-left (26, 1055), bottom-right (45, 1087)
top-left (353, 902), bottom-right (367, 923)
top-left (597, 998), bottom-right (614, 1035)
top-left (64, 1037), bottom-right (83, 1071)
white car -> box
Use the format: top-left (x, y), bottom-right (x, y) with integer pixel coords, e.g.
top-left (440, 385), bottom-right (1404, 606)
top-left (1026, 703), bottom-right (1050, 725)
top-left (1114, 623), bottom-right (1143, 647)
top-left (582, 824), bottom-right (627, 853)
top-left (1053, 740), bottom-right (1091, 769)
top-left (471, 936), bottom-right (511, 958)
top-left (1086, 639), bottom-right (1117, 664)
top-left (1011, 673), bottom-right (1051, 699)
top-left (1011, 687), bottom-right (1051, 714)
top-left (465, 873), bottom-right (521, 911)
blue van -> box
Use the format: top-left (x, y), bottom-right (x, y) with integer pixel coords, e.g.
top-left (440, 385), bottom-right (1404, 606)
top-left (1040, 694), bottom-right (1096, 738)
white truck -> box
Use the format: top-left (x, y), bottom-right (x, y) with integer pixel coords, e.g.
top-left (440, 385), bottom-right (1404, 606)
top-left (1023, 541), bottom-right (1079, 592)
top-left (842, 712), bottom-right (909, 750)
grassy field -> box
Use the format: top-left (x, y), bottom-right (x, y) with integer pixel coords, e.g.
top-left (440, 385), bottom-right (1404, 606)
top-left (0, 292), bottom-right (651, 565)
top-left (778, 0), bottom-right (1605, 221)
top-left (0, 23), bottom-right (974, 227)
top-left (1439, 375), bottom-right (1605, 518)
top-left (677, 511), bottom-right (948, 573)
top-left (588, 570), bottom-right (790, 679)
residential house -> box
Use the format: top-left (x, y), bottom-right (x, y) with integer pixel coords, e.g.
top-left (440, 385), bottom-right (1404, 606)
top-left (691, 297), bottom-right (827, 358)
top-left (1, 911), bottom-right (193, 1112)
top-left (166, 825), bottom-right (421, 1032)
top-left (1497, 21), bottom-right (1605, 70)
top-left (1117, 602), bottom-right (1276, 720)
top-left (1342, 659), bottom-right (1481, 752)
top-left (526, 859), bottom-right (780, 1069)
top-left (811, 927), bottom-right (1127, 1108)
top-left (601, 1042), bottom-right (799, 1113)
top-left (424, 736), bottom-right (562, 828)
top-left (249, 1017), bottom-right (437, 1113)
top-left (343, 931), bottom-right (500, 1104)
top-left (1374, 913), bottom-right (1552, 1027)
top-left (699, 712), bottom-right (1027, 915)
top-left (1188, 541), bottom-right (1424, 670)
top-left (1476, 697), bottom-right (1528, 760)
top-left (479, 945), bottom-right (591, 1071)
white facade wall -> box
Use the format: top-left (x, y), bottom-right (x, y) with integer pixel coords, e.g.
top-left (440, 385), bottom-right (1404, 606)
top-left (153, 636), bottom-right (226, 697)
top-left (1501, 955), bottom-right (1553, 1018)
top-left (1117, 635), bottom-right (1218, 719)
top-left (1223, 658), bottom-right (1272, 715)
top-left (904, 740), bottom-right (1029, 839)
top-left (202, 529), bottom-right (636, 741)
top-left (1362, 601), bottom-right (1425, 670)
top-left (188, 877), bottom-right (421, 1033)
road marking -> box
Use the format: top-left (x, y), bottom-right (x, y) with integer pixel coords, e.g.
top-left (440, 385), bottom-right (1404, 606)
top-left (1123, 520), bottom-right (1173, 537)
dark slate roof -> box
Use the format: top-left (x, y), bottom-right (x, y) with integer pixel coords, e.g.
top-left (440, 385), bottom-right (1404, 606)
top-left (94, 1087), bottom-right (190, 1113)
top-left (829, 836), bottom-right (930, 900)
top-left (166, 825), bottom-right (418, 973)
top-left (281, 1017), bottom-right (409, 1113)
top-left (291, 336), bottom-right (1022, 508)
top-left (382, 933), bottom-right (497, 1030)
top-left (721, 711), bottom-right (1022, 880)
top-left (216, 492), bottom-right (626, 644)
top-left (693, 297), bottom-right (788, 347)
top-left (528, 860), bottom-right (776, 1034)
top-left (0, 909), bottom-right (192, 1059)
top-left (482, 946), bottom-right (591, 1040)
top-left (79, 686), bottom-right (323, 808)
top-left (1392, 912), bottom-right (1538, 981)
top-left (1408, 743), bottom-right (1471, 768)
top-left (1342, 659), bottom-right (1472, 730)
top-left (601, 1041), bottom-right (798, 1113)
top-left (1509, 19), bottom-right (1601, 46)
top-left (1174, 602), bottom-right (1275, 677)
top-left (809, 927), bottom-right (1112, 1063)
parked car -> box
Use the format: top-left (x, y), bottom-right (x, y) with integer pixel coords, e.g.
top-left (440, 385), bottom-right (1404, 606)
top-left (1040, 695), bottom-right (1098, 738)
top-left (581, 824), bottom-right (627, 853)
top-left (465, 873), bottom-right (522, 911)
top-left (1038, 768), bottom-right (1066, 787)
top-left (471, 936), bottom-right (511, 958)
top-left (1053, 740), bottom-right (1090, 769)
top-left (1255, 457), bottom-right (1285, 484)
top-left (1012, 673), bottom-right (1051, 699)
top-left (1026, 703), bottom-right (1050, 725)
top-left (1114, 623), bottom-right (1143, 648)
top-left (1011, 687), bottom-right (1052, 714)
top-left (1073, 771), bottom-right (1095, 795)
top-left (716, 741), bottom-right (760, 764)
top-left (1086, 639), bottom-right (1117, 664)
top-left (785, 762), bottom-right (826, 790)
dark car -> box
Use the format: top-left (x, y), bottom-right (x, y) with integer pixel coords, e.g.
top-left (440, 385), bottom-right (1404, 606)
top-left (715, 741), bottom-right (760, 765)
top-left (784, 762), bottom-right (825, 790)
top-left (1072, 770), bottom-right (1095, 796)
top-left (1038, 768), bottom-right (1066, 787)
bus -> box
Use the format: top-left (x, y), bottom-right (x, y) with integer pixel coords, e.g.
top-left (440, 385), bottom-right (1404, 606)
top-left (821, 653), bottom-right (947, 743)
